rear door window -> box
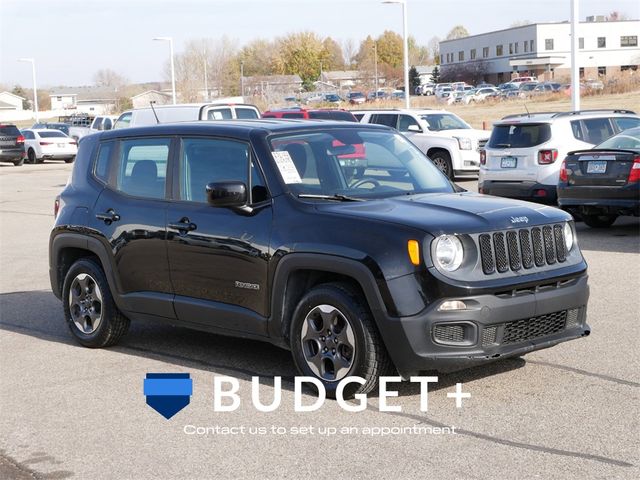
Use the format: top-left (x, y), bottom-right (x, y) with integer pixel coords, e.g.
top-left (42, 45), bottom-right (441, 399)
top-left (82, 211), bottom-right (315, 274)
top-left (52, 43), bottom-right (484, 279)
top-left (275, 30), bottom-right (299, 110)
top-left (488, 123), bottom-right (552, 148)
top-left (116, 138), bottom-right (171, 199)
top-left (370, 114), bottom-right (398, 129)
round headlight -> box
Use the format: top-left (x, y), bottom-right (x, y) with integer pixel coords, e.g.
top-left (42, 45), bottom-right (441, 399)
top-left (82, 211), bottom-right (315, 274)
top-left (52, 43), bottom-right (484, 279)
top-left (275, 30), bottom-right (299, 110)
top-left (564, 222), bottom-right (574, 251)
top-left (434, 235), bottom-right (464, 272)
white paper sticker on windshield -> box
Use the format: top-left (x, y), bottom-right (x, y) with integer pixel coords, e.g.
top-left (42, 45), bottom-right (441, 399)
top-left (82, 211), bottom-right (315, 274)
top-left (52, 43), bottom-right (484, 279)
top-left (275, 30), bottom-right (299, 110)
top-left (272, 151), bottom-right (302, 184)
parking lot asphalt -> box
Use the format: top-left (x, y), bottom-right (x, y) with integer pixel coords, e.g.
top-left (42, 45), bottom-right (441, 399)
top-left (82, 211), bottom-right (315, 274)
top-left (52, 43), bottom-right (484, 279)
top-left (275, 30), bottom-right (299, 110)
top-left (1, 162), bottom-right (639, 480)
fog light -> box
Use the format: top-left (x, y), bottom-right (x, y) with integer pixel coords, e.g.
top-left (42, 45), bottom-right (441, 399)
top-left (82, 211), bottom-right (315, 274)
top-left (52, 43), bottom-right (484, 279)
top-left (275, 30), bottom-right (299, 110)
top-left (438, 300), bottom-right (467, 311)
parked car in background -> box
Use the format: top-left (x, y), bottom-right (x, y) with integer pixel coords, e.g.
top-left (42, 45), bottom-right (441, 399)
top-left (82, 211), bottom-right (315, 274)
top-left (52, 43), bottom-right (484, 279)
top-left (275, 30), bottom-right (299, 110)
top-left (584, 79), bottom-right (604, 91)
top-left (31, 122), bottom-right (70, 136)
top-left (558, 127), bottom-right (640, 227)
top-left (479, 110), bottom-right (640, 203)
top-left (367, 91), bottom-right (387, 101)
top-left (417, 83), bottom-right (435, 95)
top-left (347, 92), bottom-right (366, 105)
top-left (0, 124), bottom-right (26, 166)
top-left (58, 114), bottom-right (118, 141)
top-left (323, 93), bottom-right (343, 105)
top-left (510, 76), bottom-right (537, 85)
top-left (464, 87), bottom-right (500, 104)
top-left (476, 82), bottom-right (496, 89)
top-left (518, 82), bottom-right (540, 97)
top-left (356, 109), bottom-right (489, 179)
top-left (435, 86), bottom-right (453, 100)
top-left (22, 129), bottom-right (77, 164)
top-left (113, 102), bottom-right (261, 129)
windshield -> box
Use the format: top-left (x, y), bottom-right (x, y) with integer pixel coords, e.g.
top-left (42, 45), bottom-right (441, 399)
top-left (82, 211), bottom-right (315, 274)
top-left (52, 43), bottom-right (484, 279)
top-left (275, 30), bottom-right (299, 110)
top-left (268, 128), bottom-right (453, 199)
top-left (596, 127), bottom-right (640, 152)
top-left (420, 113), bottom-right (470, 131)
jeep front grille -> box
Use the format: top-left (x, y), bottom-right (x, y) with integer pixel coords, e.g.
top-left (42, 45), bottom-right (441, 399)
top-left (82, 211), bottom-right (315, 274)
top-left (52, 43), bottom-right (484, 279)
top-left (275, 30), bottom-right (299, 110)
top-left (478, 223), bottom-right (567, 275)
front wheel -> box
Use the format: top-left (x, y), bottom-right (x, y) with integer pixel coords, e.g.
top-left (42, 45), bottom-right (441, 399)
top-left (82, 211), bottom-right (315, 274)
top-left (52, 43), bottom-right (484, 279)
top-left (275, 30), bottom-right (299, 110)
top-left (430, 151), bottom-right (453, 179)
top-left (62, 258), bottom-right (129, 347)
top-left (582, 214), bottom-right (618, 228)
top-left (290, 283), bottom-right (393, 399)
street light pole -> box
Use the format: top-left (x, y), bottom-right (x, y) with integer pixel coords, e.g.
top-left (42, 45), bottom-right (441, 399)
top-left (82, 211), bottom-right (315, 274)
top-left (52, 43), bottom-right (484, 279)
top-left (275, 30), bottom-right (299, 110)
top-left (383, 0), bottom-right (410, 108)
top-left (18, 58), bottom-right (38, 122)
top-left (203, 48), bottom-right (209, 101)
top-left (153, 37), bottom-right (177, 104)
top-left (373, 42), bottom-right (379, 97)
top-left (570, 0), bottom-right (580, 111)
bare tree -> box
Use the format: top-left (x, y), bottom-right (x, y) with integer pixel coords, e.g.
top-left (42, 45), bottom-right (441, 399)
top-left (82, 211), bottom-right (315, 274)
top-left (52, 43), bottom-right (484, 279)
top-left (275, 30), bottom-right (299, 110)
top-left (342, 38), bottom-right (357, 68)
top-left (93, 69), bottom-right (128, 89)
top-left (445, 25), bottom-right (469, 40)
top-left (607, 11), bottom-right (629, 21)
top-left (427, 36), bottom-right (440, 64)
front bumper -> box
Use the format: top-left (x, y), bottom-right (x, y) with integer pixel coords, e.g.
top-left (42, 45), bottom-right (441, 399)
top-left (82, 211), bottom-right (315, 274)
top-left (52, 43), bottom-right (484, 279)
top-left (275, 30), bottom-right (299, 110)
top-left (377, 273), bottom-right (590, 378)
top-left (479, 180), bottom-right (557, 204)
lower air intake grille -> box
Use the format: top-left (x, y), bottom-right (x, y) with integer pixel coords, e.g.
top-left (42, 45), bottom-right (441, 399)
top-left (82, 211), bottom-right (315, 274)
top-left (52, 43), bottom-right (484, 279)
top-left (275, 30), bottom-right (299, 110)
top-left (502, 310), bottom-right (567, 345)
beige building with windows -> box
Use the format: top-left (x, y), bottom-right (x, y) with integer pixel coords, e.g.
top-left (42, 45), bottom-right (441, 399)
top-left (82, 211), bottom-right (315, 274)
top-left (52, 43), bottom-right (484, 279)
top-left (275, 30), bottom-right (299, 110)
top-left (439, 17), bottom-right (639, 84)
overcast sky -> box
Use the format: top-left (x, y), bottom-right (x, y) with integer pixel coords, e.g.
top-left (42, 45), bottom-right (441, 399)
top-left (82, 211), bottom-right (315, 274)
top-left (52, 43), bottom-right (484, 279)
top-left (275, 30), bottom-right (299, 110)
top-left (1, 0), bottom-right (639, 87)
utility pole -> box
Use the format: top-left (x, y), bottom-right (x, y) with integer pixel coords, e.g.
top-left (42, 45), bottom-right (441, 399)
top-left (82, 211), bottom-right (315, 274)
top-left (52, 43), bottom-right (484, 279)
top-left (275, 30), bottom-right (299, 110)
top-left (570, 0), bottom-right (580, 111)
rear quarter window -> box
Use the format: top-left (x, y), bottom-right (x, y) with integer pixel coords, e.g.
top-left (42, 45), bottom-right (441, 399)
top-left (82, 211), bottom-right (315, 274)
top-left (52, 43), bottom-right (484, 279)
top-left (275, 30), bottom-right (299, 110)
top-left (488, 123), bottom-right (551, 148)
top-left (613, 117), bottom-right (640, 132)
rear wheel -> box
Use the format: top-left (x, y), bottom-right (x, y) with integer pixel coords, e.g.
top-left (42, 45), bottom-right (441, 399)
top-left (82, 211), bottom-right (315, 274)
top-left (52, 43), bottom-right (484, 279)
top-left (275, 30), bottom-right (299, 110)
top-left (12, 157), bottom-right (24, 166)
top-left (27, 148), bottom-right (37, 164)
top-left (430, 151), bottom-right (453, 179)
top-left (290, 282), bottom-right (393, 399)
top-left (582, 214), bottom-right (618, 228)
top-left (64, 156), bottom-right (75, 164)
top-left (62, 258), bottom-right (129, 347)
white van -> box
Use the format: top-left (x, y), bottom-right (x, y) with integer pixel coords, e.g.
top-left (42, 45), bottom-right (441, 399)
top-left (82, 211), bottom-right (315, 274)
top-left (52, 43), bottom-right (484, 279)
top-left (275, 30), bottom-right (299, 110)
top-left (113, 102), bottom-right (261, 129)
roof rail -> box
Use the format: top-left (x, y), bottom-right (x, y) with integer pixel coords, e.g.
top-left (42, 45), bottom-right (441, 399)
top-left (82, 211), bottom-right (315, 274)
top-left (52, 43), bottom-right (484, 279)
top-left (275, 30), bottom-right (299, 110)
top-left (501, 112), bottom-right (558, 119)
top-left (551, 109), bottom-right (636, 117)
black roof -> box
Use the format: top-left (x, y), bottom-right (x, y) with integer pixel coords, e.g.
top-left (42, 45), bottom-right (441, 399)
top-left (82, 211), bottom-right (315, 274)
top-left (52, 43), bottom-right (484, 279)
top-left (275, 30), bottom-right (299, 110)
top-left (100, 119), bottom-right (389, 140)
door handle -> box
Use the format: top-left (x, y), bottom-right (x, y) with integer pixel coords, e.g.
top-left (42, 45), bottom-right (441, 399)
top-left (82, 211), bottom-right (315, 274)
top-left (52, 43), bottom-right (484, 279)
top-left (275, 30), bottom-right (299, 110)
top-left (95, 209), bottom-right (120, 224)
top-left (168, 217), bottom-right (197, 232)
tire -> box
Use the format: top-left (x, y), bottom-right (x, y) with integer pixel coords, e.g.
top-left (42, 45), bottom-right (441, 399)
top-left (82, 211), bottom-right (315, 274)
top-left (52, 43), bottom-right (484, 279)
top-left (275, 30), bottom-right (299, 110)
top-left (290, 282), bottom-right (393, 399)
top-left (62, 258), bottom-right (130, 348)
top-left (64, 156), bottom-right (75, 164)
top-left (12, 157), bottom-right (24, 166)
top-left (27, 148), bottom-right (37, 164)
top-left (430, 151), bottom-right (453, 179)
top-left (582, 214), bottom-right (618, 228)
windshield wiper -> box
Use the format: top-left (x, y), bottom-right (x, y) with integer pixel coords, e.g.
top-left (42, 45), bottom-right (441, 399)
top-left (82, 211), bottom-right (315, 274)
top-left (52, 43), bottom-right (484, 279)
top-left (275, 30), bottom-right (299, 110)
top-left (495, 143), bottom-right (511, 148)
top-left (297, 193), bottom-right (363, 202)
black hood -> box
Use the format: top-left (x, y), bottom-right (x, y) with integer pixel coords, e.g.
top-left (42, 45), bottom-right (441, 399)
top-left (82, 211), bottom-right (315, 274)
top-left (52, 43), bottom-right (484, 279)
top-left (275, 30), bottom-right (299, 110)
top-left (317, 192), bottom-right (571, 235)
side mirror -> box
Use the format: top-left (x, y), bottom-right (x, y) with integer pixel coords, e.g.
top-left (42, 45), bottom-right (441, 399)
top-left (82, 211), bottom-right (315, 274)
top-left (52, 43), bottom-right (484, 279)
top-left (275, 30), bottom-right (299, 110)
top-left (407, 125), bottom-right (422, 133)
top-left (206, 181), bottom-right (247, 207)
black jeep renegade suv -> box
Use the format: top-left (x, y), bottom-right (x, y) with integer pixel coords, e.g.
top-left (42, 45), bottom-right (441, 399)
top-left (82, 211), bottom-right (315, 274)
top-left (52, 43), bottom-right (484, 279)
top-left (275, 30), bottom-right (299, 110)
top-left (49, 120), bottom-right (590, 396)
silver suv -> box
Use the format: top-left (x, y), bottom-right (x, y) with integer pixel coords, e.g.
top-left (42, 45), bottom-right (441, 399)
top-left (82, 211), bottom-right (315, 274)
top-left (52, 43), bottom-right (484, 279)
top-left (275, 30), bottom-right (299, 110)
top-left (354, 109), bottom-right (489, 179)
top-left (479, 110), bottom-right (640, 203)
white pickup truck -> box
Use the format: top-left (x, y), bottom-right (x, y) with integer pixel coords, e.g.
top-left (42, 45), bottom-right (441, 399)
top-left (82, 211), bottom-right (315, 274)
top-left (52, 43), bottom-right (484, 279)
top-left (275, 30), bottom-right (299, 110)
top-left (354, 108), bottom-right (490, 179)
top-left (60, 114), bottom-right (119, 141)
